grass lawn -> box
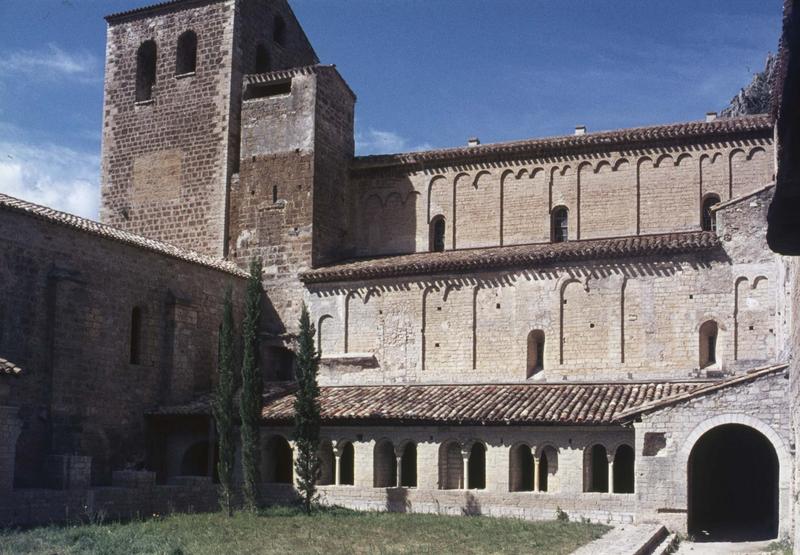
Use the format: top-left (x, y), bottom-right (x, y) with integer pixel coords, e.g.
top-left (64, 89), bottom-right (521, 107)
top-left (0, 506), bottom-right (609, 555)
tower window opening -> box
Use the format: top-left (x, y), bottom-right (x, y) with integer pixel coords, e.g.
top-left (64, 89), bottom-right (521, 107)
top-left (136, 40), bottom-right (157, 102)
top-left (552, 206), bottom-right (569, 243)
top-left (254, 44), bottom-right (270, 73)
top-left (175, 30), bottom-right (197, 75)
top-left (273, 15), bottom-right (287, 46)
top-left (699, 320), bottom-right (719, 368)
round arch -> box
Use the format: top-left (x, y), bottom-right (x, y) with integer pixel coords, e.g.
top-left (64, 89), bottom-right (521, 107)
top-left (680, 415), bottom-right (789, 540)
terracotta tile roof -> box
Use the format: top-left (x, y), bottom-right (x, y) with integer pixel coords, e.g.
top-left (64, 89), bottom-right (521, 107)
top-left (0, 193), bottom-right (247, 278)
top-left (301, 232), bottom-right (720, 284)
top-left (353, 115), bottom-right (772, 172)
top-left (152, 379), bottom-right (707, 426)
top-left (0, 357), bottom-right (22, 377)
top-left (152, 365), bottom-right (785, 426)
top-left (614, 363), bottom-right (789, 423)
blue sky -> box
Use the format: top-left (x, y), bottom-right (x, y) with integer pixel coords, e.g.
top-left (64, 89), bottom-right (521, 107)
top-left (0, 0), bottom-right (782, 219)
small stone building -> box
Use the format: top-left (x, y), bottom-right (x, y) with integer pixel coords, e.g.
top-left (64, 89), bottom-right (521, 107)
top-left (1, 0), bottom-right (797, 544)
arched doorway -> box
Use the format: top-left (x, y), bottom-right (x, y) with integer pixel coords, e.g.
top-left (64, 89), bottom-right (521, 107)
top-left (688, 424), bottom-right (778, 541)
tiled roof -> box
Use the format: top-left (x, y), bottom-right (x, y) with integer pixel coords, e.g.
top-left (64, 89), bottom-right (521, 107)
top-left (0, 194), bottom-right (247, 278)
top-left (152, 364), bottom-right (786, 426)
top-left (614, 363), bottom-right (789, 423)
top-left (245, 65), bottom-right (356, 101)
top-left (105, 0), bottom-right (220, 22)
top-left (301, 232), bottom-right (720, 284)
top-left (0, 357), bottom-right (22, 377)
top-left (353, 115), bottom-right (772, 172)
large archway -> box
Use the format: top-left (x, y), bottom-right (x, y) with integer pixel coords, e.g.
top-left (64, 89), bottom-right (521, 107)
top-left (688, 424), bottom-right (778, 541)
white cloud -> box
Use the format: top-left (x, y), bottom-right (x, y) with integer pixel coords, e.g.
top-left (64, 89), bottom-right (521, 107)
top-left (0, 43), bottom-right (100, 84)
top-left (0, 140), bottom-right (100, 219)
top-left (355, 128), bottom-right (432, 155)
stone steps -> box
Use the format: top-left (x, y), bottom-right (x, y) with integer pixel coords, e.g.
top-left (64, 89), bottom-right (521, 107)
top-left (572, 523), bottom-right (669, 555)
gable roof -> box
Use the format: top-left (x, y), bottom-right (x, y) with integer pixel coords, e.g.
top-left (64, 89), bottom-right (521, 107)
top-left (613, 363), bottom-right (789, 423)
top-left (301, 231), bottom-right (720, 284)
top-left (0, 194), bottom-right (247, 278)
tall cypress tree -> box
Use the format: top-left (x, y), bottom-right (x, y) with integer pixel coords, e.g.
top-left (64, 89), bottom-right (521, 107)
top-left (293, 303), bottom-right (321, 515)
top-left (239, 259), bottom-right (263, 511)
top-left (212, 287), bottom-right (235, 516)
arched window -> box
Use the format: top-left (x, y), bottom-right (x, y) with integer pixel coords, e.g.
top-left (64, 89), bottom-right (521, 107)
top-left (136, 40), bottom-right (157, 102)
top-left (430, 215), bottom-right (446, 252)
top-left (130, 307), bottom-right (143, 364)
top-left (699, 320), bottom-right (719, 368)
top-left (702, 194), bottom-right (721, 232)
top-left (273, 15), bottom-right (287, 46)
top-left (585, 444), bottom-right (608, 492)
top-left (318, 440), bottom-right (335, 486)
top-left (438, 441), bottom-right (462, 490)
top-left (373, 439), bottom-right (396, 488)
top-left (509, 444), bottom-right (534, 492)
top-left (175, 30), bottom-right (197, 75)
top-left (254, 44), bottom-right (270, 73)
top-left (552, 206), bottom-right (569, 243)
top-left (400, 443), bottom-right (417, 487)
top-left (339, 442), bottom-right (355, 485)
top-left (264, 435), bottom-right (293, 483)
top-left (526, 330), bottom-right (545, 378)
top-left (180, 441), bottom-right (209, 476)
top-left (613, 444), bottom-right (635, 493)
top-left (266, 346), bottom-right (295, 381)
top-left (467, 442), bottom-right (486, 490)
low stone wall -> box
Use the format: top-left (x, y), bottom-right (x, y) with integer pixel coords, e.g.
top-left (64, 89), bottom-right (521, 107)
top-left (0, 483), bottom-right (219, 528)
top-left (264, 484), bottom-right (637, 525)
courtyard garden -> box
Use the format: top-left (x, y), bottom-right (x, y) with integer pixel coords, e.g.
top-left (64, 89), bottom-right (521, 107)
top-left (0, 506), bottom-right (608, 555)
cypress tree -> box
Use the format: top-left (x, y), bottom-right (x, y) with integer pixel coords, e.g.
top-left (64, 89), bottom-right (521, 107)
top-left (293, 303), bottom-right (321, 515)
top-left (239, 259), bottom-right (263, 511)
top-left (212, 287), bottom-right (235, 516)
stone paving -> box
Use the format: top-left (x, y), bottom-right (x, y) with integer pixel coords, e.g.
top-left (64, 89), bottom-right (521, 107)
top-left (673, 540), bottom-right (776, 554)
top-left (571, 523), bottom-right (667, 555)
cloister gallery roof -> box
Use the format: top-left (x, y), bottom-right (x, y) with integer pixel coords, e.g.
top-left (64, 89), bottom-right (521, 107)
top-left (152, 364), bottom-right (787, 426)
top-left (300, 231), bottom-right (720, 284)
top-left (0, 194), bottom-right (248, 278)
top-left (0, 358), bottom-right (22, 377)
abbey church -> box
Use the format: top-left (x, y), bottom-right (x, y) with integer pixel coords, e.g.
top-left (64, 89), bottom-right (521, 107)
top-left (2, 0), bottom-right (799, 545)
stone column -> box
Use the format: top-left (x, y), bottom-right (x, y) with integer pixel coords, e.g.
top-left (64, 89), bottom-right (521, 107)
top-left (533, 456), bottom-right (540, 493)
top-left (461, 448), bottom-right (470, 490)
top-left (395, 456), bottom-right (402, 487)
top-left (334, 454), bottom-right (341, 486)
top-left (0, 406), bottom-right (22, 492)
top-left (608, 458), bottom-right (615, 494)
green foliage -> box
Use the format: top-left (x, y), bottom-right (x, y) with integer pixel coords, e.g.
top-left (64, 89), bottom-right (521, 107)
top-left (293, 303), bottom-right (322, 515)
top-left (555, 507), bottom-right (569, 522)
top-left (212, 287), bottom-right (236, 516)
top-left (0, 510), bottom-right (609, 555)
top-left (239, 259), bottom-right (263, 511)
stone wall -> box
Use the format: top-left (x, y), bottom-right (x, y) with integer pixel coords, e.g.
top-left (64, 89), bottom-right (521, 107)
top-left (100, 0), bottom-right (318, 258)
top-left (308, 189), bottom-right (781, 385)
top-left (0, 207), bottom-right (246, 488)
top-left (229, 66), bottom-right (355, 337)
top-left (634, 370), bottom-right (793, 537)
top-left (351, 139), bottom-right (773, 258)
top-left (259, 424), bottom-right (637, 524)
